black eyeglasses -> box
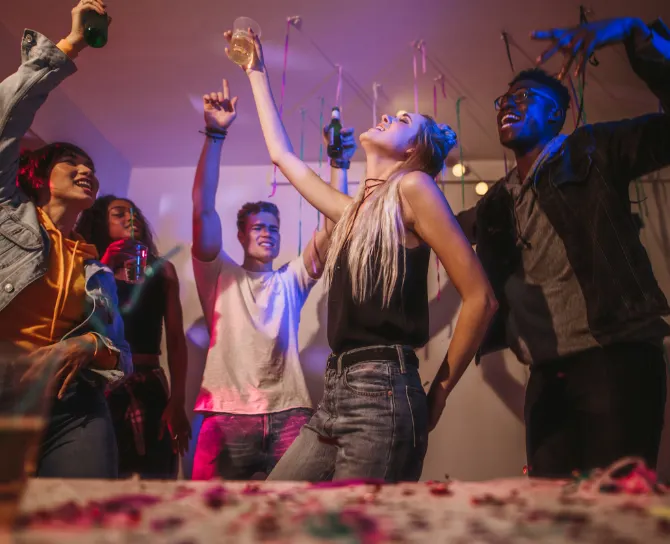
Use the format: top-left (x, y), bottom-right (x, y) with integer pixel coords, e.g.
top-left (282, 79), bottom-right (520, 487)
top-left (494, 88), bottom-right (558, 111)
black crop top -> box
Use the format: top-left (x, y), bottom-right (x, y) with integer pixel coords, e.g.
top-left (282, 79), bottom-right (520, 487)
top-left (327, 243), bottom-right (431, 354)
top-left (115, 259), bottom-right (167, 355)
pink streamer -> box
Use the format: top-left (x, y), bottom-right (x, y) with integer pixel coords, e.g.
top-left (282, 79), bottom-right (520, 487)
top-left (413, 51), bottom-right (419, 113)
top-left (269, 18), bottom-right (294, 197)
top-left (278, 19), bottom-right (292, 119)
top-left (335, 65), bottom-right (343, 109)
top-left (421, 41), bottom-right (427, 74)
top-left (412, 40), bottom-right (426, 114)
top-left (433, 75), bottom-right (441, 302)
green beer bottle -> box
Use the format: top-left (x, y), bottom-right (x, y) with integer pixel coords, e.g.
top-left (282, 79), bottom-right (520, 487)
top-left (326, 107), bottom-right (342, 158)
top-left (83, 10), bottom-right (109, 48)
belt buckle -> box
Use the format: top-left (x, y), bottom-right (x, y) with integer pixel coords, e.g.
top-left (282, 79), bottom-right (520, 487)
top-left (327, 353), bottom-right (338, 368)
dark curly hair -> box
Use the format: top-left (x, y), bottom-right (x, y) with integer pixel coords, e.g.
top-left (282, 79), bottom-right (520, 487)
top-left (17, 142), bottom-right (93, 204)
top-left (509, 68), bottom-right (571, 113)
top-left (236, 201), bottom-right (280, 232)
top-left (76, 195), bottom-right (159, 259)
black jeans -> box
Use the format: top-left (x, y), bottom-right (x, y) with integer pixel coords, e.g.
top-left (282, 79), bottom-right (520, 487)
top-left (37, 379), bottom-right (118, 478)
top-left (525, 342), bottom-right (667, 478)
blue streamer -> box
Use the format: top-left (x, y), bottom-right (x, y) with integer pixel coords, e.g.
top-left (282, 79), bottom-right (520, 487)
top-left (298, 109), bottom-right (306, 255)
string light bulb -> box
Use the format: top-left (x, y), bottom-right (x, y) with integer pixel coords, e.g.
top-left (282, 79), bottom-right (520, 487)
top-left (475, 181), bottom-right (489, 196)
top-left (452, 163), bottom-right (467, 178)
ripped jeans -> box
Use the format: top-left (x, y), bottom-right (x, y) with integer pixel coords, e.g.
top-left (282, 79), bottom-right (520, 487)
top-left (268, 345), bottom-right (429, 482)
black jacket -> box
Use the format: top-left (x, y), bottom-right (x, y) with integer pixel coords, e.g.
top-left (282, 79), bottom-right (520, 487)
top-left (459, 19), bottom-right (670, 360)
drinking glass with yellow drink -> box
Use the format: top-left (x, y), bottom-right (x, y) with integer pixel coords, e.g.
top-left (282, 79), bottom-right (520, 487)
top-left (227, 17), bottom-right (262, 67)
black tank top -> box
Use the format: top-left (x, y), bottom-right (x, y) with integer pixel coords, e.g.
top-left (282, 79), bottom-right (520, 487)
top-left (115, 258), bottom-right (167, 355)
top-left (327, 243), bottom-right (431, 354)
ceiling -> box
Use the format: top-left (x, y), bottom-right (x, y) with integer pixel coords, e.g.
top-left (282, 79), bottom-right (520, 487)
top-left (2, 0), bottom-right (668, 168)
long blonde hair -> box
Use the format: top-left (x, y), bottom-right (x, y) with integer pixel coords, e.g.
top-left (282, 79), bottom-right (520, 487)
top-left (324, 115), bottom-right (457, 306)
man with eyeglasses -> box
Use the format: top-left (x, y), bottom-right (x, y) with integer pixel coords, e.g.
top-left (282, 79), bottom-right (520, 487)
top-left (458, 16), bottom-right (670, 478)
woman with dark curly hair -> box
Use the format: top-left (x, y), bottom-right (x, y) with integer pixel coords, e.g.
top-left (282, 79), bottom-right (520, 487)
top-left (77, 196), bottom-right (191, 479)
top-left (0, 0), bottom-right (130, 478)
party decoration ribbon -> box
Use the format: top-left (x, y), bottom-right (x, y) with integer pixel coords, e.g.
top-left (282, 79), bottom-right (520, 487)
top-left (335, 64), bottom-right (343, 110)
top-left (455, 97), bottom-right (466, 208)
top-left (500, 32), bottom-right (515, 73)
top-left (432, 85), bottom-right (443, 301)
top-left (270, 16), bottom-right (301, 197)
top-left (372, 82), bottom-right (381, 127)
top-left (579, 6), bottom-right (599, 67)
top-left (566, 76), bottom-right (580, 128)
top-left (298, 108), bottom-right (306, 255)
top-left (577, 77), bottom-right (586, 124)
top-left (317, 96), bottom-right (325, 229)
top-left (411, 40), bottom-right (426, 113)
top-left (433, 74), bottom-right (447, 193)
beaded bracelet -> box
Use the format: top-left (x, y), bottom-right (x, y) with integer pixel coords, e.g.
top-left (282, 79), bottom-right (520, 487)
top-left (199, 128), bottom-right (228, 142)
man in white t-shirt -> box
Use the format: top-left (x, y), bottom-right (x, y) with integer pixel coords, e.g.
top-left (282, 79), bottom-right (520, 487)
top-left (190, 80), bottom-right (351, 479)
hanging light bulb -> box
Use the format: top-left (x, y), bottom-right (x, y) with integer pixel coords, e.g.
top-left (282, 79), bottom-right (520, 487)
top-left (475, 181), bottom-right (489, 196)
top-left (452, 163), bottom-right (467, 178)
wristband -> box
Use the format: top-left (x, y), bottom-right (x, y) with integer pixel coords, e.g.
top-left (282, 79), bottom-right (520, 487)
top-left (199, 128), bottom-right (227, 142)
top-left (330, 158), bottom-right (350, 170)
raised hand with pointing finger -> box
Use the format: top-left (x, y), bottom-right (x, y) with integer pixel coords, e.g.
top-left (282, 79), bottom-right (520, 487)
top-left (203, 79), bottom-right (239, 131)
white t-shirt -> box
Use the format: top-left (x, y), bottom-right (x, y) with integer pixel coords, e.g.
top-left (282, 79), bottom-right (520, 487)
top-left (192, 249), bottom-right (316, 414)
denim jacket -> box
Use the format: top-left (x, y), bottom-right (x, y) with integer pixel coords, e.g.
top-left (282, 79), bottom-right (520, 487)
top-left (459, 20), bottom-right (670, 361)
top-left (0, 30), bottom-right (131, 380)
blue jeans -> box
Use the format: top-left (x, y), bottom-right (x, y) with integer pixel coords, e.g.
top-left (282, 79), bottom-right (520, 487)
top-left (268, 345), bottom-right (429, 482)
top-left (37, 379), bottom-right (118, 478)
top-left (192, 407), bottom-right (313, 480)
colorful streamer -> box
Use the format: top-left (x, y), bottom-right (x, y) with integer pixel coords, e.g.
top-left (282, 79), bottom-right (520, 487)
top-left (433, 81), bottom-right (441, 301)
top-left (455, 97), bottom-right (466, 208)
top-left (297, 108), bottom-right (306, 255)
top-left (421, 40), bottom-right (426, 73)
top-left (413, 49), bottom-right (419, 113)
top-left (579, 6), bottom-right (599, 67)
top-left (335, 64), bottom-right (343, 110)
top-left (372, 82), bottom-right (381, 127)
top-left (501, 32), bottom-right (515, 73)
top-left (566, 76), bottom-right (580, 128)
top-left (316, 96), bottom-right (325, 229)
top-left (435, 75), bottom-right (446, 99)
top-left (411, 40), bottom-right (426, 113)
top-left (270, 16), bottom-right (300, 197)
top-left (576, 79), bottom-right (586, 125)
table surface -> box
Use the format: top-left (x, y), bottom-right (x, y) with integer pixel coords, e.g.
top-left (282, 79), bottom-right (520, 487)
top-left (8, 477), bottom-right (670, 543)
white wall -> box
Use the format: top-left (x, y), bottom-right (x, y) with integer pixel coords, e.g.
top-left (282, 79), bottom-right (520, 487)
top-left (126, 161), bottom-right (670, 482)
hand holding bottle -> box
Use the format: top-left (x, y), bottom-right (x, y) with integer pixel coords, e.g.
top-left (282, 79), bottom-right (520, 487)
top-left (64, 0), bottom-right (109, 53)
top-left (323, 126), bottom-right (357, 160)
